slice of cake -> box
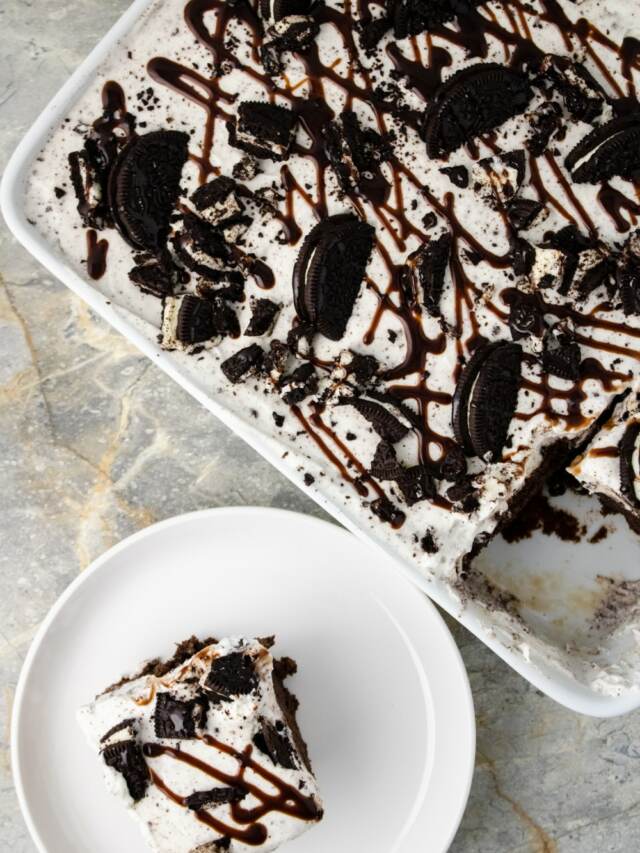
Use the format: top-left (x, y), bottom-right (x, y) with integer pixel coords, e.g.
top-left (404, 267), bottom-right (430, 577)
top-left (78, 636), bottom-right (323, 853)
top-left (569, 391), bottom-right (640, 534)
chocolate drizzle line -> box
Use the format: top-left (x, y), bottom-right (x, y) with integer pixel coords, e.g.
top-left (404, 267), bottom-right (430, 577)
top-left (86, 229), bottom-right (109, 280)
top-left (144, 735), bottom-right (321, 846)
top-left (142, 1), bottom-right (640, 497)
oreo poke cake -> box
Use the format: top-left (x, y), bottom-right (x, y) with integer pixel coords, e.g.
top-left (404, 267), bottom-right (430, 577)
top-left (25, 0), bottom-right (640, 692)
top-left (78, 636), bottom-right (323, 852)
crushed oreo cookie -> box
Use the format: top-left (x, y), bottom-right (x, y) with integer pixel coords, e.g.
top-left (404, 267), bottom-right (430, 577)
top-left (205, 651), bottom-right (258, 697)
top-left (245, 298), bottom-right (281, 336)
top-left (227, 101), bottom-right (297, 161)
top-left (220, 343), bottom-right (265, 383)
top-left (184, 787), bottom-right (246, 810)
top-left (253, 719), bottom-right (296, 769)
top-left (154, 691), bottom-right (207, 739)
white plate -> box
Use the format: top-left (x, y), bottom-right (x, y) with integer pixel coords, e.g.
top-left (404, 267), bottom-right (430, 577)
top-left (12, 507), bottom-right (475, 853)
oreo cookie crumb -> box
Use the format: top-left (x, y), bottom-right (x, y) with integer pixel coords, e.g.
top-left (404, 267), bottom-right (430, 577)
top-left (370, 496), bottom-right (406, 526)
top-left (245, 298), bottom-right (281, 336)
top-left (184, 787), bottom-right (246, 810)
top-left (420, 529), bottom-right (439, 554)
top-left (221, 344), bottom-right (264, 383)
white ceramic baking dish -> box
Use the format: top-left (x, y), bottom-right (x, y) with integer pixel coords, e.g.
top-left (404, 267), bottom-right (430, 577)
top-left (3, 0), bottom-right (640, 717)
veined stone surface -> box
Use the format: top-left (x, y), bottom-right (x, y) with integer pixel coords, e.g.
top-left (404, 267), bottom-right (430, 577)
top-left (1, 2), bottom-right (640, 852)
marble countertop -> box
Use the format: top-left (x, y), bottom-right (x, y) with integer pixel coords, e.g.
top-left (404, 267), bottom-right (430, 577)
top-left (1, 2), bottom-right (640, 850)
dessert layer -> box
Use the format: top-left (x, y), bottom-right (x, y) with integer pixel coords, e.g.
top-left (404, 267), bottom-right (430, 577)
top-left (78, 636), bottom-right (323, 853)
top-left (24, 0), bottom-right (640, 692)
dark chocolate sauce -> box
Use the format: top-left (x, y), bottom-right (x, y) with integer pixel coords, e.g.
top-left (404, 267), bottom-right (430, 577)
top-left (144, 734), bottom-right (320, 846)
top-left (598, 183), bottom-right (640, 234)
top-left (86, 229), bottom-right (109, 280)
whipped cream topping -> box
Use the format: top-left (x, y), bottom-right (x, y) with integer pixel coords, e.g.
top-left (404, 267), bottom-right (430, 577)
top-left (25, 0), bottom-right (640, 694)
top-left (78, 637), bottom-right (322, 853)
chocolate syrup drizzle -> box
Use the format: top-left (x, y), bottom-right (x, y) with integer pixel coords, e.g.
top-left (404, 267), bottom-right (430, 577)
top-left (86, 229), bottom-right (109, 280)
top-left (144, 735), bottom-right (321, 845)
top-left (141, 0), bottom-right (640, 506)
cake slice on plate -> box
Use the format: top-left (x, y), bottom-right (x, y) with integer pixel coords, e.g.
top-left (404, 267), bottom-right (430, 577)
top-left (78, 636), bottom-right (323, 853)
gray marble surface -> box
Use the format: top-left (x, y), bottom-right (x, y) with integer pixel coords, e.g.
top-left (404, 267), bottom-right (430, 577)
top-left (1, 2), bottom-right (640, 851)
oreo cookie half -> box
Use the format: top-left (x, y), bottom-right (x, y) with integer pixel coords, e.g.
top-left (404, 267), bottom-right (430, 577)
top-left (620, 422), bottom-right (640, 509)
top-left (452, 341), bottom-right (522, 460)
top-left (565, 113), bottom-right (640, 184)
top-left (423, 64), bottom-right (532, 159)
top-left (109, 130), bottom-right (189, 252)
top-left (293, 213), bottom-right (375, 340)
top-left (347, 397), bottom-right (409, 443)
top-left (227, 102), bottom-right (297, 161)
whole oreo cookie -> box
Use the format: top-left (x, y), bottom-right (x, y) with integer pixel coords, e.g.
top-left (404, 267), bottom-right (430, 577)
top-left (109, 130), bottom-right (189, 251)
top-left (565, 113), bottom-right (640, 184)
top-left (619, 422), bottom-right (640, 508)
top-left (452, 341), bottom-right (522, 460)
top-left (293, 213), bottom-right (375, 340)
top-left (423, 64), bottom-right (532, 158)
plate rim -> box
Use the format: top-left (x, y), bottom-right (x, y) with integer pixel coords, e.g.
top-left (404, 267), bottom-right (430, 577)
top-left (11, 506), bottom-right (476, 853)
top-left (2, 0), bottom-right (639, 718)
